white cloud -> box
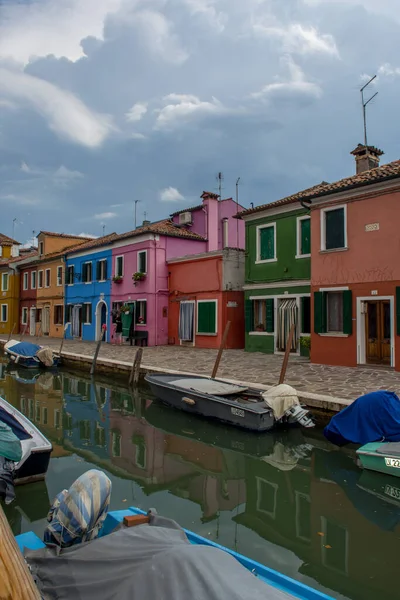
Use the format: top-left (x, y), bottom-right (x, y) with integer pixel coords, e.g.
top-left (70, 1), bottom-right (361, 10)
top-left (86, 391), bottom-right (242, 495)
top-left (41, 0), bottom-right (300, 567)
top-left (94, 211), bottom-right (117, 219)
top-left (54, 166), bottom-right (84, 180)
top-left (254, 23), bottom-right (339, 57)
top-left (0, 0), bottom-right (127, 64)
top-left (155, 93), bottom-right (226, 129)
top-left (159, 187), bottom-right (185, 202)
top-left (77, 232), bottom-right (98, 238)
top-left (0, 193), bottom-right (38, 206)
top-left (378, 63), bottom-right (400, 77)
top-left (0, 68), bottom-right (114, 148)
top-left (129, 10), bottom-right (188, 65)
top-left (20, 162), bottom-right (31, 173)
top-left (251, 55), bottom-right (322, 102)
top-left (181, 0), bottom-right (226, 32)
top-left (126, 102), bottom-right (148, 122)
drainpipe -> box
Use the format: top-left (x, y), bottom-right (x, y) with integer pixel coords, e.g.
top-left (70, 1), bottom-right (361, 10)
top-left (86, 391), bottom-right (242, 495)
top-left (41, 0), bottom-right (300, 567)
top-left (300, 199), bottom-right (312, 213)
top-left (202, 206), bottom-right (208, 246)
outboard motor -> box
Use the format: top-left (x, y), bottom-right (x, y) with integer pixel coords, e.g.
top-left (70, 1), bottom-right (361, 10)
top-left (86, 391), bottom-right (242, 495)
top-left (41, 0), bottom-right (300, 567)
top-left (0, 456), bottom-right (16, 505)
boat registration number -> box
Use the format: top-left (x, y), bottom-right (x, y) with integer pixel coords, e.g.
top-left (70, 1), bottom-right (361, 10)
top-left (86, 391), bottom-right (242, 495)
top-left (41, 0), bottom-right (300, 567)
top-left (384, 457), bottom-right (400, 468)
top-left (385, 484), bottom-right (400, 499)
top-left (231, 407), bottom-right (245, 418)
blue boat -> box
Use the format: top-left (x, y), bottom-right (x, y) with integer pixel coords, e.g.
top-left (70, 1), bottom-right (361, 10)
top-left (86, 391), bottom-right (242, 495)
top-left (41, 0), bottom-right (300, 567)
top-left (3, 339), bottom-right (60, 369)
top-left (17, 505), bottom-right (334, 600)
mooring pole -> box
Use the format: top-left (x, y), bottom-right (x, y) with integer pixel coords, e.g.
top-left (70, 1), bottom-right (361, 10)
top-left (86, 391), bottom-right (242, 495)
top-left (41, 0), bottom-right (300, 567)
top-left (211, 321), bottom-right (231, 379)
top-left (279, 323), bottom-right (296, 385)
top-left (129, 347), bottom-right (143, 388)
top-left (90, 338), bottom-right (102, 377)
top-left (6, 324), bottom-right (16, 343)
top-left (19, 325), bottom-right (27, 341)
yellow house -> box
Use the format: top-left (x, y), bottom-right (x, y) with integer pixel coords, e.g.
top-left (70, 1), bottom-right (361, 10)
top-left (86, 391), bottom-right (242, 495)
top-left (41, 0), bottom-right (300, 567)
top-left (0, 233), bottom-right (22, 336)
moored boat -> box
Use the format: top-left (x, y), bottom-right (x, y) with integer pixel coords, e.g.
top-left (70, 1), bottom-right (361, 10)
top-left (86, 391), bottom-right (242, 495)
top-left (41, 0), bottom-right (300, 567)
top-left (4, 339), bottom-right (60, 369)
top-left (145, 373), bottom-right (314, 431)
top-left (357, 442), bottom-right (400, 478)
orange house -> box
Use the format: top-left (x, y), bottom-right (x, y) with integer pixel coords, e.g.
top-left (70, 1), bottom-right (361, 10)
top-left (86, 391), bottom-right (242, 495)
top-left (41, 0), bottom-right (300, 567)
top-left (308, 145), bottom-right (400, 371)
top-left (168, 248), bottom-right (245, 349)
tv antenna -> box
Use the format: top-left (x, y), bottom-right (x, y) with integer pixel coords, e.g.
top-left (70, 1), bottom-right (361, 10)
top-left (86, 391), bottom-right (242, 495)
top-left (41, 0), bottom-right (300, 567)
top-left (217, 172), bottom-right (224, 199)
top-left (360, 75), bottom-right (378, 147)
top-left (134, 200), bottom-right (140, 229)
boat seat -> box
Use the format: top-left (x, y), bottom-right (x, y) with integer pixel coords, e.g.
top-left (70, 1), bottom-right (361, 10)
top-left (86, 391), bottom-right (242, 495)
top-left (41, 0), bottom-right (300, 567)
top-left (376, 442), bottom-right (400, 456)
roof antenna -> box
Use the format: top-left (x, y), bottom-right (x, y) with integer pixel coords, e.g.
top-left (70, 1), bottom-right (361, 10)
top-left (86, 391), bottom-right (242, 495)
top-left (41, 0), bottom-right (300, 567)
top-left (361, 75), bottom-right (378, 147)
top-left (216, 172), bottom-right (224, 199)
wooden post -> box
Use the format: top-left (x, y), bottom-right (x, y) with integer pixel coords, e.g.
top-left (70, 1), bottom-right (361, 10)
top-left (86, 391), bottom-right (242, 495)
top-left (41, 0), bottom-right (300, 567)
top-left (19, 326), bottom-right (27, 341)
top-left (0, 503), bottom-right (41, 600)
top-left (211, 321), bottom-right (231, 379)
top-left (6, 324), bottom-right (16, 343)
top-left (90, 338), bottom-right (102, 377)
top-left (129, 347), bottom-right (143, 387)
top-left (278, 323), bottom-right (295, 385)
top-left (35, 323), bottom-right (42, 343)
top-left (59, 324), bottom-right (68, 356)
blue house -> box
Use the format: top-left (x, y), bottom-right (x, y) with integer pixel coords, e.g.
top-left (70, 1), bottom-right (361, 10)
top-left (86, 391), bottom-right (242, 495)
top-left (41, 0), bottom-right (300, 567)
top-left (64, 235), bottom-right (115, 342)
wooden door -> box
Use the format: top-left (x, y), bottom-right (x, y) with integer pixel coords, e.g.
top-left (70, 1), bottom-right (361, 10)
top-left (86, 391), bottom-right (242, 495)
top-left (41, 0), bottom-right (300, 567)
top-left (366, 301), bottom-right (391, 365)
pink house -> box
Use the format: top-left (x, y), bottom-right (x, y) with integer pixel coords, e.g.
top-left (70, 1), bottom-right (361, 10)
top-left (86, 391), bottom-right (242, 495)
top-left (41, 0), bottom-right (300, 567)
top-left (110, 192), bottom-right (245, 346)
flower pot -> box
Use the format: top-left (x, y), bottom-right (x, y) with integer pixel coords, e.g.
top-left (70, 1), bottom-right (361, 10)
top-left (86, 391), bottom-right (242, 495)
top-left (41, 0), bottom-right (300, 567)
top-left (113, 279), bottom-right (123, 284)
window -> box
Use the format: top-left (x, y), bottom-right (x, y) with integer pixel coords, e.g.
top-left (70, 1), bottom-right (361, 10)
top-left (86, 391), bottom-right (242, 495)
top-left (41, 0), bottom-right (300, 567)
top-left (23, 272), bottom-right (29, 290)
top-left (115, 255), bottom-right (124, 278)
top-left (96, 259), bottom-right (107, 281)
top-left (197, 300), bottom-right (217, 335)
top-left (249, 299), bottom-right (274, 333)
top-left (45, 268), bottom-right (51, 288)
top-left (83, 303), bottom-right (92, 324)
top-left (314, 290), bottom-right (352, 335)
top-left (31, 271), bottom-right (37, 289)
top-left (256, 477), bottom-right (278, 518)
top-left (135, 300), bottom-right (147, 325)
top-left (82, 262), bottom-right (92, 283)
top-left (66, 305), bottom-right (72, 323)
top-left (42, 408), bottom-right (48, 425)
top-left (256, 223), bottom-right (276, 263)
top-left (1, 273), bottom-right (9, 292)
top-left (54, 305), bottom-right (64, 325)
top-left (39, 241), bottom-right (44, 256)
top-left (21, 307), bottom-right (28, 325)
top-left (57, 266), bottom-right (63, 286)
top-left (321, 206), bottom-right (347, 251)
top-left (301, 297), bottom-right (311, 334)
top-left (1, 304), bottom-right (8, 322)
top-left (297, 216), bottom-right (311, 257)
top-left (137, 250), bottom-right (147, 274)
top-left (66, 265), bottom-right (74, 285)
top-left (38, 270), bottom-right (43, 289)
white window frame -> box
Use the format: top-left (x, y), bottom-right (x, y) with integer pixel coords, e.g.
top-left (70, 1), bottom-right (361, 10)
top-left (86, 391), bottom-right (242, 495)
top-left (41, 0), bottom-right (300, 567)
top-left (136, 299), bottom-right (147, 325)
top-left (67, 265), bottom-right (74, 286)
top-left (256, 477), bottom-right (278, 519)
top-left (23, 272), bottom-right (29, 291)
top-left (1, 304), bottom-right (8, 323)
top-left (31, 271), bottom-right (37, 290)
top-left (296, 215), bottom-right (311, 259)
top-left (83, 261), bottom-right (92, 284)
top-left (1, 273), bottom-right (9, 292)
top-left (38, 270), bottom-right (44, 289)
top-left (98, 259), bottom-right (107, 282)
top-left (255, 222), bottom-right (277, 264)
top-left (56, 266), bottom-right (63, 287)
top-left (320, 204), bottom-right (348, 252)
top-left (45, 268), bottom-right (51, 288)
top-left (66, 304), bottom-right (73, 324)
top-left (137, 250), bottom-right (147, 274)
top-left (115, 255), bottom-right (124, 278)
top-left (83, 302), bottom-right (92, 325)
top-left (196, 299), bottom-right (218, 336)
top-left (21, 307), bottom-right (28, 325)
top-left (38, 241), bottom-right (44, 256)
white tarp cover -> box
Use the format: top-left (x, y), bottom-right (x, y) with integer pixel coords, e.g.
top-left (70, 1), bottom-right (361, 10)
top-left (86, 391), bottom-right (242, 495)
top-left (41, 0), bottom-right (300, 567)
top-left (262, 384), bottom-right (300, 420)
top-left (261, 442), bottom-right (298, 472)
top-left (171, 378), bottom-right (248, 396)
top-left (25, 514), bottom-right (295, 600)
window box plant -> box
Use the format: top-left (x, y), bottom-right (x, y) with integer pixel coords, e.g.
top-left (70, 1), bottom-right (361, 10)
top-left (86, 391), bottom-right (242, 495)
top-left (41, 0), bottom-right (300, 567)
top-left (132, 272), bottom-right (146, 284)
top-left (121, 304), bottom-right (131, 314)
top-left (300, 335), bottom-right (311, 358)
top-left (113, 276), bottom-right (123, 284)
top-left (255, 323), bottom-right (265, 332)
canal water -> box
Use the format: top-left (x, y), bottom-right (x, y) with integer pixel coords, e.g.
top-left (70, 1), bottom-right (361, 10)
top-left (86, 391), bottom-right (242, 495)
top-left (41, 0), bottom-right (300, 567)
top-left (0, 360), bottom-right (399, 600)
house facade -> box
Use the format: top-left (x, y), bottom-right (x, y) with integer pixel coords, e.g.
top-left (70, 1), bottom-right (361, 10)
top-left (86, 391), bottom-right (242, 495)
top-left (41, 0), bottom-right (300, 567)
top-left (309, 146), bottom-right (400, 371)
top-left (64, 234), bottom-right (116, 343)
top-left (168, 249), bottom-right (245, 349)
top-left (0, 234), bottom-right (22, 336)
top-left (238, 196), bottom-right (313, 355)
top-left (18, 253), bottom-right (38, 336)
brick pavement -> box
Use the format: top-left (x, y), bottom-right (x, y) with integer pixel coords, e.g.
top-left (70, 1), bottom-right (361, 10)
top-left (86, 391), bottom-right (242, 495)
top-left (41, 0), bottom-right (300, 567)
top-left (3, 335), bottom-right (400, 401)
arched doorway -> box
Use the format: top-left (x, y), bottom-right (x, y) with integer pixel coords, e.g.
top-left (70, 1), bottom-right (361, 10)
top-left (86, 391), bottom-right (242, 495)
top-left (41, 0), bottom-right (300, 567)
top-left (95, 300), bottom-right (108, 341)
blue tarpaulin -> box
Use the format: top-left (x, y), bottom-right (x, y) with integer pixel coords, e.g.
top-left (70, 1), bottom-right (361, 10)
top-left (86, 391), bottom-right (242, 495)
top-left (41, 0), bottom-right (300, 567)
top-left (7, 341), bottom-right (41, 357)
top-left (324, 390), bottom-right (400, 446)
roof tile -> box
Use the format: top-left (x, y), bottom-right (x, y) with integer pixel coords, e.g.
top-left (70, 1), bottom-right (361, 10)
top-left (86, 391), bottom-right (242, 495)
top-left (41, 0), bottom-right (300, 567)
top-left (0, 233), bottom-right (20, 246)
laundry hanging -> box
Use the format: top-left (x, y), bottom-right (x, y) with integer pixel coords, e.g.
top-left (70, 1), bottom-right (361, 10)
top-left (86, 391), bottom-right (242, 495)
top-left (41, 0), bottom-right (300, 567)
top-left (179, 302), bottom-right (194, 341)
top-left (277, 299), bottom-right (298, 352)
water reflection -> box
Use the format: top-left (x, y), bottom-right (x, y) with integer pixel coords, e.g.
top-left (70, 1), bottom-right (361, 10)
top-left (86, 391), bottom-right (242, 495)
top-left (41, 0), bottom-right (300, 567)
top-left (0, 362), bottom-right (400, 600)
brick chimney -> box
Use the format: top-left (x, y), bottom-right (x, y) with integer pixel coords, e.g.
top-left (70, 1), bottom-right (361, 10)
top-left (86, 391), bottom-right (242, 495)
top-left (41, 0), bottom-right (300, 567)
top-left (351, 144), bottom-right (384, 174)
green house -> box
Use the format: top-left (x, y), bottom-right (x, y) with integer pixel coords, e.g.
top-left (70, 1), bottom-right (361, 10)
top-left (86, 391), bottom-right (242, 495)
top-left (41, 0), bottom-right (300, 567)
top-left (238, 190), bottom-right (313, 355)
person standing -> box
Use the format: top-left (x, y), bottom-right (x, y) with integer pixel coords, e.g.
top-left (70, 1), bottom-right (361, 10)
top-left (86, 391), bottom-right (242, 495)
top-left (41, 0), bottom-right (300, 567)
top-left (115, 311), bottom-right (123, 345)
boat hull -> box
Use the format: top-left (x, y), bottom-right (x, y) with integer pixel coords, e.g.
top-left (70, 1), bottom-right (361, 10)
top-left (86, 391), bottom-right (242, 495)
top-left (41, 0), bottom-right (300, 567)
top-left (6, 354), bottom-right (60, 369)
top-left (146, 375), bottom-right (275, 432)
top-left (357, 442), bottom-right (400, 478)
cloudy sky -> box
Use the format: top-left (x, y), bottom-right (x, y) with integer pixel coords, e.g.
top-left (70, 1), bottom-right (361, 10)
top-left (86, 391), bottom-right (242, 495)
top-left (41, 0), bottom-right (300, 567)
top-left (0, 0), bottom-right (399, 243)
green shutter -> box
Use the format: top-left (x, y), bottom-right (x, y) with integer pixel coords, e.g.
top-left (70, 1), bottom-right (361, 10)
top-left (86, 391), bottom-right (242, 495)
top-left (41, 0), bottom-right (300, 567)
top-left (259, 226), bottom-right (275, 261)
top-left (396, 287), bottom-right (400, 335)
top-left (266, 299), bottom-right (274, 333)
top-left (343, 290), bottom-right (353, 335)
top-left (301, 218), bottom-right (311, 255)
top-left (245, 299), bottom-right (254, 333)
top-left (198, 301), bottom-right (217, 334)
top-left (325, 208), bottom-right (345, 250)
top-left (314, 292), bottom-right (326, 334)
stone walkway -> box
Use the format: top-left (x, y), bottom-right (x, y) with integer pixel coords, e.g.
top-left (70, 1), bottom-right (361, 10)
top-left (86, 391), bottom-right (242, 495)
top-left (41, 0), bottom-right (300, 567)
top-left (3, 335), bottom-right (400, 401)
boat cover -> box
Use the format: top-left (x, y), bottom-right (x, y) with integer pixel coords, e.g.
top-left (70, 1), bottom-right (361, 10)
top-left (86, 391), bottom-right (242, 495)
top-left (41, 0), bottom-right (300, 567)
top-left (0, 456), bottom-right (16, 504)
top-left (262, 384), bottom-right (300, 420)
top-left (376, 442), bottom-right (400, 456)
top-left (0, 405), bottom-right (31, 441)
top-left (324, 390), bottom-right (400, 446)
top-left (5, 340), bottom-right (41, 358)
top-left (0, 420), bottom-right (22, 461)
top-left (171, 378), bottom-right (248, 396)
top-left (44, 469), bottom-right (112, 548)
top-left (26, 513), bottom-right (288, 600)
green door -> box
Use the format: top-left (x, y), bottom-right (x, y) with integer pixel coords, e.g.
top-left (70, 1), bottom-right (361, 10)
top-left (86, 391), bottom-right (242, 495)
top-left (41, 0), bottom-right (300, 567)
top-left (121, 303), bottom-right (135, 338)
